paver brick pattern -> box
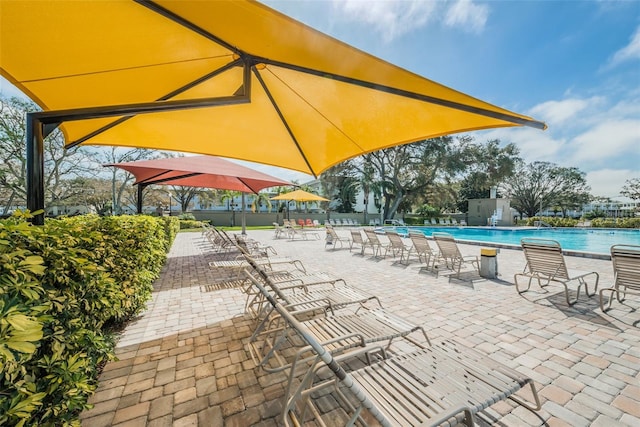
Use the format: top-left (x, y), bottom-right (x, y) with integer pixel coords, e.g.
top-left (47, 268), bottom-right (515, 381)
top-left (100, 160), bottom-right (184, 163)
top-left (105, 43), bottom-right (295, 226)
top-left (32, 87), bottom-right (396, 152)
top-left (80, 229), bottom-right (640, 426)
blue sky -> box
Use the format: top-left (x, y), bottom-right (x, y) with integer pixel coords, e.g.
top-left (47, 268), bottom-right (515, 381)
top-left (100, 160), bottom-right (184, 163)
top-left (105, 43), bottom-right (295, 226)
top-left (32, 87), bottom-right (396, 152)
top-left (2, 0), bottom-right (638, 200)
top-left (259, 0), bottom-right (640, 200)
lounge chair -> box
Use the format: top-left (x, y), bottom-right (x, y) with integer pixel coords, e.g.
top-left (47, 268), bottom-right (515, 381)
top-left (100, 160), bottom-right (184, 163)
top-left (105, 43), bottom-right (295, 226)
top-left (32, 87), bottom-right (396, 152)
top-left (244, 269), bottom-right (381, 322)
top-left (430, 218), bottom-right (437, 225)
top-left (407, 231), bottom-right (438, 269)
top-left (515, 238), bottom-right (599, 305)
top-left (288, 225), bottom-right (320, 241)
top-left (273, 222), bottom-right (286, 239)
top-left (245, 271), bottom-right (424, 374)
top-left (234, 234), bottom-right (277, 257)
top-left (312, 219), bottom-right (321, 228)
top-left (432, 232), bottom-right (479, 278)
top-left (245, 277), bottom-right (541, 427)
top-left (349, 229), bottom-right (366, 254)
top-left (204, 227), bottom-right (239, 257)
top-left (325, 225), bottom-right (349, 250)
top-left (599, 244), bottom-right (640, 311)
top-left (209, 243), bottom-right (307, 280)
top-left (386, 231), bottom-right (412, 261)
top-left (362, 229), bottom-right (391, 258)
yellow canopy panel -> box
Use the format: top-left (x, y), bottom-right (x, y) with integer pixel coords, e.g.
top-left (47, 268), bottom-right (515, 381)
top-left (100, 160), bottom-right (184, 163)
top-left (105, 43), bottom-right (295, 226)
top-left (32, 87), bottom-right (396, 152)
top-left (0, 0), bottom-right (546, 177)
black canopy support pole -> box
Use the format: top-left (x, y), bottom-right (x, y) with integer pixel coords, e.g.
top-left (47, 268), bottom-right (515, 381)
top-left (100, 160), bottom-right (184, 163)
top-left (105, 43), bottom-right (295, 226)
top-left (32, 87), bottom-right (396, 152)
top-left (137, 184), bottom-right (146, 214)
top-left (237, 177), bottom-right (260, 195)
top-left (26, 113), bottom-right (45, 225)
top-left (140, 172), bottom-right (202, 185)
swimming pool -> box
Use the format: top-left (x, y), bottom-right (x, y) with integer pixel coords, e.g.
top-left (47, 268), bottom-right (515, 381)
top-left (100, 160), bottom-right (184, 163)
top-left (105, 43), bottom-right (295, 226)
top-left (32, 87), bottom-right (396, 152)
top-left (388, 226), bottom-right (640, 256)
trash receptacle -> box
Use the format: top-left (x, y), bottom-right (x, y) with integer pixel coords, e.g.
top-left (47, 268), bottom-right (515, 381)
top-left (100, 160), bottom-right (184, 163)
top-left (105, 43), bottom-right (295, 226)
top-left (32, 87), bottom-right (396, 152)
top-left (480, 248), bottom-right (498, 279)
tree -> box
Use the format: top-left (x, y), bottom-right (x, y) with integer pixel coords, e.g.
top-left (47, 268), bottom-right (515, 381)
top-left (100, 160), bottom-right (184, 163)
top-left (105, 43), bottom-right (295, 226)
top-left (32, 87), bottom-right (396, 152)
top-left (251, 192), bottom-right (272, 213)
top-left (621, 178), bottom-right (640, 201)
top-left (0, 96), bottom-right (90, 212)
top-left (501, 161), bottom-right (591, 217)
top-left (456, 140), bottom-right (521, 213)
top-left (220, 190), bottom-right (241, 211)
top-left (320, 162), bottom-right (356, 215)
top-left (171, 186), bottom-right (200, 212)
top-left (95, 147), bottom-right (161, 214)
top-left (356, 136), bottom-right (474, 220)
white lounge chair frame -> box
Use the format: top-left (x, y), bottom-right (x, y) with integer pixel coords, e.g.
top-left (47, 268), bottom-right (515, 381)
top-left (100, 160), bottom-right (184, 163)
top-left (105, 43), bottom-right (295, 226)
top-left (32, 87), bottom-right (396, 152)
top-left (599, 244), bottom-right (640, 311)
top-left (325, 225), bottom-right (349, 250)
top-left (432, 232), bottom-right (479, 279)
top-left (515, 238), bottom-right (599, 305)
top-left (386, 231), bottom-right (412, 261)
top-left (349, 229), bottom-right (365, 254)
top-left (362, 229), bottom-right (390, 258)
top-left (407, 231), bottom-right (438, 269)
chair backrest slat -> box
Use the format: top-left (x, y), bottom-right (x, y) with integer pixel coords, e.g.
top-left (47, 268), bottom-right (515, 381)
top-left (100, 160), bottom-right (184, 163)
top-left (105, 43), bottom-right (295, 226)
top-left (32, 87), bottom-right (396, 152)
top-left (611, 244), bottom-right (640, 290)
top-left (433, 232), bottom-right (461, 259)
top-left (363, 229), bottom-right (382, 244)
top-left (520, 238), bottom-right (569, 279)
top-left (350, 230), bottom-right (364, 244)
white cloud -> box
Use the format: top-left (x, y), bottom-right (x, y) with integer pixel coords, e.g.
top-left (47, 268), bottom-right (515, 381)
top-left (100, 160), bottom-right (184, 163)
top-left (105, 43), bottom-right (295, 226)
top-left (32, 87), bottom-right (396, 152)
top-left (567, 119), bottom-right (640, 164)
top-left (528, 97), bottom-right (603, 127)
top-left (332, 0), bottom-right (487, 42)
top-left (586, 168), bottom-right (639, 200)
top-left (444, 0), bottom-right (488, 34)
top-left (608, 25), bottom-right (640, 68)
top-left (333, 0), bottom-right (437, 42)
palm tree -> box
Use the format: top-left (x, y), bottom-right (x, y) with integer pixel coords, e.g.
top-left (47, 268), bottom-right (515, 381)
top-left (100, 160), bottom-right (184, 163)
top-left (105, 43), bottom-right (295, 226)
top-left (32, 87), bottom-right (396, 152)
top-left (220, 189), bottom-right (242, 226)
top-left (251, 192), bottom-right (273, 213)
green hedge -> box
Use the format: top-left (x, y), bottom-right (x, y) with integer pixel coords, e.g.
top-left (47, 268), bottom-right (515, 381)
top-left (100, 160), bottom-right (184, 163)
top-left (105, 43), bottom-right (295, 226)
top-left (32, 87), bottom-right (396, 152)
top-left (591, 217), bottom-right (640, 229)
top-left (0, 213), bottom-right (176, 426)
top-left (524, 216), bottom-right (640, 229)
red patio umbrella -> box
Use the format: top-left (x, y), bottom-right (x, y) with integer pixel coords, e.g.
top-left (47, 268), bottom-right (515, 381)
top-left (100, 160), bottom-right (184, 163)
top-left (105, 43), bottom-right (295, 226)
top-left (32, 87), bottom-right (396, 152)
top-left (106, 155), bottom-right (292, 233)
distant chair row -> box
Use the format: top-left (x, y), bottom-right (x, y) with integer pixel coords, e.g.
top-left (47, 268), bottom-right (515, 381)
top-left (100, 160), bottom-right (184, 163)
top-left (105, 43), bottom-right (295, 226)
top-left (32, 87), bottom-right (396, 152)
top-left (325, 218), bottom-right (359, 227)
top-left (424, 218), bottom-right (466, 226)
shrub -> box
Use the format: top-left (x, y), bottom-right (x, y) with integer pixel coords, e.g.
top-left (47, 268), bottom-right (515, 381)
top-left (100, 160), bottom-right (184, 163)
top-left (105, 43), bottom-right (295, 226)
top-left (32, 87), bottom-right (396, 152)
top-left (178, 213), bottom-right (196, 221)
top-left (524, 216), bottom-right (579, 228)
top-left (179, 219), bottom-right (204, 230)
top-left (525, 216), bottom-right (640, 229)
top-left (0, 213), bottom-right (172, 425)
top-left (591, 217), bottom-right (640, 229)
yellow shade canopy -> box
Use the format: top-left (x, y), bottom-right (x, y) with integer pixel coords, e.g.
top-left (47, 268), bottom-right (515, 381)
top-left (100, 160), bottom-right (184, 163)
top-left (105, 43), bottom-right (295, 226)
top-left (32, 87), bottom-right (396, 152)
top-left (270, 190), bottom-right (330, 202)
top-left (1, 0), bottom-right (545, 180)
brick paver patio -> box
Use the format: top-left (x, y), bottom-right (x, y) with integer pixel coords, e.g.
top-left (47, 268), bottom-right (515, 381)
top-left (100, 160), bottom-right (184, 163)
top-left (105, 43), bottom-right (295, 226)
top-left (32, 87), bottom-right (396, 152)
top-left (80, 229), bottom-right (640, 426)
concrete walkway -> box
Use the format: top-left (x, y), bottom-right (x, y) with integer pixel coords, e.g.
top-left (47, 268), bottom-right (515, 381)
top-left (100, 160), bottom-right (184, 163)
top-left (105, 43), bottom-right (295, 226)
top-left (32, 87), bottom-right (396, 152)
top-left (80, 229), bottom-right (640, 426)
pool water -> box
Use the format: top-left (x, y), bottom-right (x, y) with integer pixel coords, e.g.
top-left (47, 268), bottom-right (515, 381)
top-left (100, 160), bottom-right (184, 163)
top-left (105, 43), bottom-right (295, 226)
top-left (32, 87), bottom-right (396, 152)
top-left (390, 226), bottom-right (640, 255)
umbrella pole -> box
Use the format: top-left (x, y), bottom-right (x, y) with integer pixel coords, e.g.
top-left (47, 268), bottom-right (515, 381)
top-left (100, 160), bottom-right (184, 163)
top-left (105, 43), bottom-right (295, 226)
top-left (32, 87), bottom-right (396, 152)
top-left (241, 193), bottom-right (247, 235)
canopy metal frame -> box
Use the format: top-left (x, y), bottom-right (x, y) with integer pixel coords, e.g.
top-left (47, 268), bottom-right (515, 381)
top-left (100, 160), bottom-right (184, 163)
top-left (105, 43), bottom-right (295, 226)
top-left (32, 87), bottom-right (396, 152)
top-left (26, 0), bottom-right (545, 225)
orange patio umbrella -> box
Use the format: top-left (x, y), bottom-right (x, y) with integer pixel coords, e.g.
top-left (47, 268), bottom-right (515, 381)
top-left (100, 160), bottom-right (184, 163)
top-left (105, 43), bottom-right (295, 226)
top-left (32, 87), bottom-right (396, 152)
top-left (271, 189), bottom-right (329, 220)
